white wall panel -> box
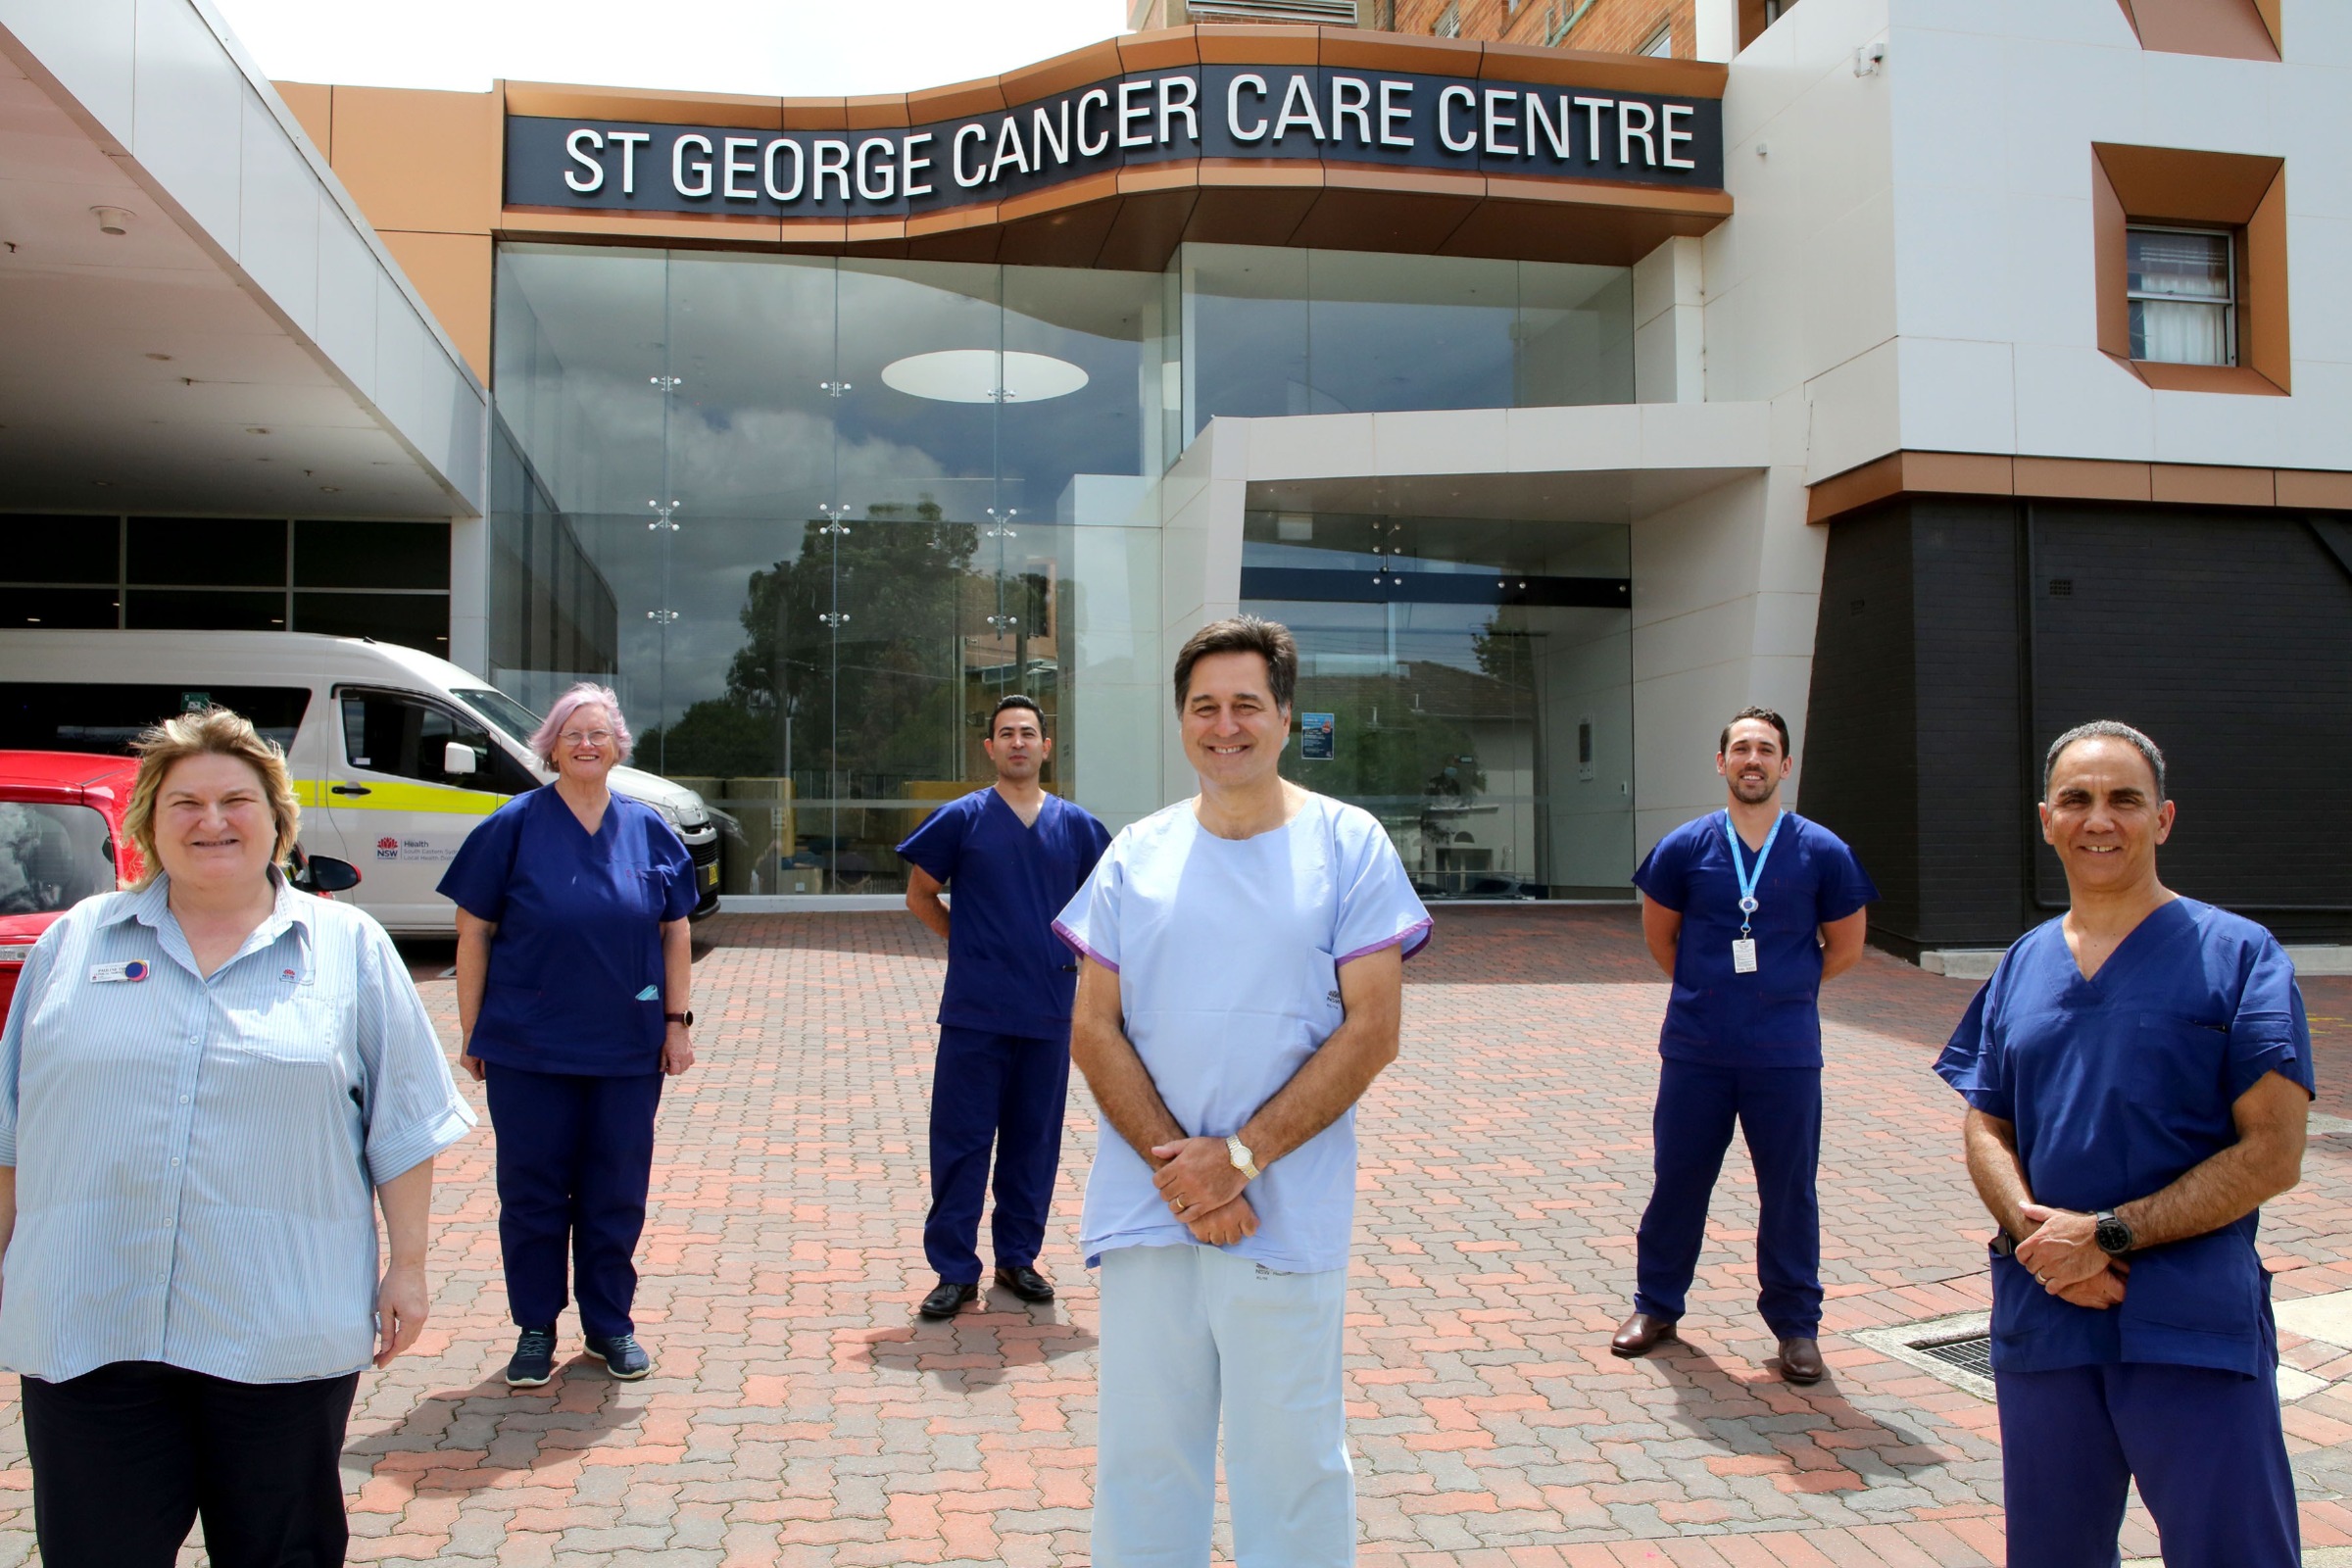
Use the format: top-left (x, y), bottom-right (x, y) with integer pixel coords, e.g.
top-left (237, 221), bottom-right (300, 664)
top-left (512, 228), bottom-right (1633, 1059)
top-left (2009, 342), bottom-right (2152, 460)
top-left (1803, 337), bottom-right (1902, 479)
top-left (1897, 337), bottom-right (2017, 453)
top-left (312, 208), bottom-right (377, 390)
top-left (0, 0), bottom-right (135, 144)
top-left (128, 0), bottom-right (242, 243)
top-left (234, 83), bottom-right (316, 336)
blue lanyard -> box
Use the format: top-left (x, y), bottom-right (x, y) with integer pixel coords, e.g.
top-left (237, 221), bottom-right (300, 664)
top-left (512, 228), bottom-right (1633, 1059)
top-left (1723, 809), bottom-right (1786, 936)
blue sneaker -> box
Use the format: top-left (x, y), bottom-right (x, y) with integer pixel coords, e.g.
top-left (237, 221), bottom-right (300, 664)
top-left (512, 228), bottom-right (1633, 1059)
top-left (584, 1333), bottom-right (651, 1380)
top-left (505, 1327), bottom-right (558, 1387)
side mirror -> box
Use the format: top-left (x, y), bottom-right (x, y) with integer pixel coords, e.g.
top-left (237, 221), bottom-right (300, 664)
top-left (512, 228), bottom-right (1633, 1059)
top-left (444, 741), bottom-right (478, 776)
top-left (292, 854), bottom-right (363, 894)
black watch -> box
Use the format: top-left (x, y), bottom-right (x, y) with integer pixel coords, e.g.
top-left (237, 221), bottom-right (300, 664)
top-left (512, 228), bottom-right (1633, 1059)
top-left (664, 1010), bottom-right (694, 1028)
top-left (2094, 1209), bottom-right (2134, 1255)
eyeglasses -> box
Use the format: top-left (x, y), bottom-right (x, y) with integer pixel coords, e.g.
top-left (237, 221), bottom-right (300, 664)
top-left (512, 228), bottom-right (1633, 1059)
top-left (559, 729), bottom-right (614, 747)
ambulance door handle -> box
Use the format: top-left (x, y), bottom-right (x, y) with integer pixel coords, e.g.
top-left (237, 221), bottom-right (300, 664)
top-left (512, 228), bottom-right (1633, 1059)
top-left (330, 784), bottom-right (371, 797)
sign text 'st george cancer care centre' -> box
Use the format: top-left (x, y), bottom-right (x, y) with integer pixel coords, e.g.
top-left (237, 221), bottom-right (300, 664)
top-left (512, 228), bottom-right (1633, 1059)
top-left (504, 65), bottom-right (1726, 220)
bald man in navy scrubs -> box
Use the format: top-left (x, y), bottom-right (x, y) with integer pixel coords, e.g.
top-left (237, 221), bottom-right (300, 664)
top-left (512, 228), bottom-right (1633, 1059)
top-left (1936, 721), bottom-right (2310, 1568)
top-left (900, 696), bottom-right (1111, 1321)
top-left (1613, 707), bottom-right (1878, 1384)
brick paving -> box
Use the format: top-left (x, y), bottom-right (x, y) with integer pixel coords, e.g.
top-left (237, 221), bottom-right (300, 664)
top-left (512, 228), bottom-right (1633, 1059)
top-left (0, 905), bottom-right (2347, 1565)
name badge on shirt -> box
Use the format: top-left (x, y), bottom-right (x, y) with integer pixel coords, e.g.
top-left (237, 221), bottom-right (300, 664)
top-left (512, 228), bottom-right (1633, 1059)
top-left (89, 960), bottom-right (151, 983)
top-left (1731, 939), bottom-right (1758, 974)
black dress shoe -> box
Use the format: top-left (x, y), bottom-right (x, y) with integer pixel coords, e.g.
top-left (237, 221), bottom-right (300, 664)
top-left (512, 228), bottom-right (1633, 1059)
top-left (1610, 1311), bottom-right (1680, 1357)
top-left (1777, 1336), bottom-right (1827, 1385)
top-left (994, 1263), bottom-right (1055, 1302)
top-left (919, 1280), bottom-right (979, 1319)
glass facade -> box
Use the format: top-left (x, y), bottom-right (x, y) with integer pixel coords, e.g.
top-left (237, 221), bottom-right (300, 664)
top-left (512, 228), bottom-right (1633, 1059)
top-left (1244, 513), bottom-right (1634, 899)
top-left (489, 241), bottom-right (1636, 895)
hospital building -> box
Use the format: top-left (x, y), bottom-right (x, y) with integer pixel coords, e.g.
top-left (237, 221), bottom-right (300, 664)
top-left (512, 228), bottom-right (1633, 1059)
top-left (1, 0), bottom-right (2347, 958)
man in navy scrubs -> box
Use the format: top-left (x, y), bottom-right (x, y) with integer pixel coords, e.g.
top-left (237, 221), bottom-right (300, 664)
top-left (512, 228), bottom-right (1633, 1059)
top-left (900, 696), bottom-right (1112, 1319)
top-left (1613, 707), bottom-right (1877, 1383)
top-left (1936, 721), bottom-right (2310, 1568)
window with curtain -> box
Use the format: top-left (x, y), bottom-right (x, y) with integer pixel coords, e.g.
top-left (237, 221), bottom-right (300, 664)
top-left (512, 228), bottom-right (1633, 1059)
top-left (2127, 226), bottom-right (2236, 367)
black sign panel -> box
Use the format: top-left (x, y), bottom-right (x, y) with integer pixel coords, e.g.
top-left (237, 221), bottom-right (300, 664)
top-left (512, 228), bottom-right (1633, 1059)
top-left (505, 67), bottom-right (1724, 221)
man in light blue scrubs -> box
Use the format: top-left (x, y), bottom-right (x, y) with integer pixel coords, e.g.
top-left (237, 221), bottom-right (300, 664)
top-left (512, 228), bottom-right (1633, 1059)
top-left (1937, 721), bottom-right (2310, 1568)
top-left (1057, 615), bottom-right (1430, 1568)
top-left (899, 695), bottom-right (1110, 1320)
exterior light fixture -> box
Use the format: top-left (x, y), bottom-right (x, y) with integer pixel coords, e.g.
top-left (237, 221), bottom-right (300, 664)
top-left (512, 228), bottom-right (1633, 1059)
top-left (91, 206), bottom-right (132, 235)
top-left (880, 350), bottom-right (1087, 404)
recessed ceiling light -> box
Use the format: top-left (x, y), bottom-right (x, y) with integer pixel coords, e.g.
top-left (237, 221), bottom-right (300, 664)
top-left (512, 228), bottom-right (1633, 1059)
top-left (246, 426), bottom-right (270, 435)
top-left (319, 485), bottom-right (340, 493)
top-left (145, 352), bottom-right (172, 362)
top-left (881, 349), bottom-right (1088, 404)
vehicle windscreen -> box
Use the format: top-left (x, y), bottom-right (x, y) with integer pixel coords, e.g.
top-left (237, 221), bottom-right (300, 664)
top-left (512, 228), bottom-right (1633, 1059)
top-left (452, 687), bottom-right (544, 752)
top-left (0, 684), bottom-right (310, 755)
top-left (0, 802), bottom-right (114, 915)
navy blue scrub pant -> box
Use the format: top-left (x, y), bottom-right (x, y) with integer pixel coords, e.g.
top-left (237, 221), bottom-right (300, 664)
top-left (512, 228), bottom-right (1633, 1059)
top-left (485, 1063), bottom-right (664, 1338)
top-left (925, 1026), bottom-right (1069, 1284)
top-left (1996, 1360), bottom-right (2299, 1568)
top-left (1633, 1058), bottom-right (1823, 1339)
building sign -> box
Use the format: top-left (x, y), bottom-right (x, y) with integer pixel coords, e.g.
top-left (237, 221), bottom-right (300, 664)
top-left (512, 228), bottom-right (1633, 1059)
top-left (506, 66), bottom-right (1724, 220)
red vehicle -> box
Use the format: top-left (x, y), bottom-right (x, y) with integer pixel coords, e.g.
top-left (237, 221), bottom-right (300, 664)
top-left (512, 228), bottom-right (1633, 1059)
top-left (0, 751), bottom-right (368, 1021)
top-left (0, 751), bottom-right (141, 1022)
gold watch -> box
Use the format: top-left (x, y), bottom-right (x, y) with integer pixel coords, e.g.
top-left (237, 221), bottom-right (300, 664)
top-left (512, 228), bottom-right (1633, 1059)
top-left (1226, 1134), bottom-right (1259, 1181)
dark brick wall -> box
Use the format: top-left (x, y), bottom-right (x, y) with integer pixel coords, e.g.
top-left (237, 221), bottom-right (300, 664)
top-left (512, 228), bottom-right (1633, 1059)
top-left (1797, 502), bottom-right (1922, 945)
top-left (1805, 497), bottom-right (2352, 952)
top-left (2027, 504), bottom-right (2352, 936)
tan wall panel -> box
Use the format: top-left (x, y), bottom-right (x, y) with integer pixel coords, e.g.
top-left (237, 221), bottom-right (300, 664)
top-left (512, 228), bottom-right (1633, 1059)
top-left (2277, 470), bottom-right (2352, 510)
top-left (2090, 153), bottom-right (2132, 363)
top-left (378, 230), bottom-right (491, 380)
top-left (2149, 464), bottom-right (2274, 507)
top-left (2094, 142), bottom-right (2278, 224)
top-left (2244, 169), bottom-right (2290, 393)
top-left (2013, 457), bottom-right (2152, 503)
top-left (2117, 0), bottom-right (2278, 62)
top-left (504, 81), bottom-right (783, 129)
top-left (331, 86), bottom-right (501, 234)
top-left (1903, 451), bottom-right (2015, 495)
top-left (274, 80), bottom-right (332, 158)
top-left (1804, 454), bottom-right (1904, 524)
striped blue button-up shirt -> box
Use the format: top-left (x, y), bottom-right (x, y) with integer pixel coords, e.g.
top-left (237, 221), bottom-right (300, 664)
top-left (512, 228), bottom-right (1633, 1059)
top-left (0, 872), bottom-right (475, 1384)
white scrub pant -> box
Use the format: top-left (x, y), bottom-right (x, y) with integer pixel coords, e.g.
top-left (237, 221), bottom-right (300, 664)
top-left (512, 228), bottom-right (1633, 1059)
top-left (1094, 1243), bottom-right (1354, 1567)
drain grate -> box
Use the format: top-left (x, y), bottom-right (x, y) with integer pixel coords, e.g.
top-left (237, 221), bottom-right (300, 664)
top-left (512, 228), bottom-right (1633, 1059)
top-left (1918, 1334), bottom-right (1993, 1379)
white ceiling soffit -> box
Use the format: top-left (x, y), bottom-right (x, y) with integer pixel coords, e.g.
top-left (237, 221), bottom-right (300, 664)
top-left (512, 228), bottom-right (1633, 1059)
top-left (1245, 466), bottom-right (1761, 525)
top-left (0, 0), bottom-right (485, 520)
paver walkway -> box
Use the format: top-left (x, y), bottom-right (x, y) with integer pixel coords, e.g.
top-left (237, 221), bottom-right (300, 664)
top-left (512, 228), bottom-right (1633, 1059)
top-left (1, 906), bottom-right (2347, 1565)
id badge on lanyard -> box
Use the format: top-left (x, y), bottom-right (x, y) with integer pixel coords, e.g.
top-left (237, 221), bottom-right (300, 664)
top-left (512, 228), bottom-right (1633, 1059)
top-left (1725, 810), bottom-right (1785, 976)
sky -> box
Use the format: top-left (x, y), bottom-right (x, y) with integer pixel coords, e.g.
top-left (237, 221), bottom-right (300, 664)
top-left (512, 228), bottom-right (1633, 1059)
top-left (210, 0), bottom-right (1132, 97)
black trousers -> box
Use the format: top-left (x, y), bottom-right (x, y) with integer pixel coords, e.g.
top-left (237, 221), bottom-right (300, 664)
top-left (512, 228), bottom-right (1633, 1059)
top-left (23, 1360), bottom-right (360, 1568)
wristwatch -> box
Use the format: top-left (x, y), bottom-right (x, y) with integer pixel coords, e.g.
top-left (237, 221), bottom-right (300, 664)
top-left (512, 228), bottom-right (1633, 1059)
top-left (1226, 1134), bottom-right (1259, 1182)
top-left (2094, 1209), bottom-right (2135, 1255)
top-left (664, 1010), bottom-right (694, 1028)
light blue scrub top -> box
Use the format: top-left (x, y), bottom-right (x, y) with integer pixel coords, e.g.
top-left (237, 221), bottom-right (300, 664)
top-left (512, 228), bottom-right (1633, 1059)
top-left (1054, 793), bottom-right (1431, 1275)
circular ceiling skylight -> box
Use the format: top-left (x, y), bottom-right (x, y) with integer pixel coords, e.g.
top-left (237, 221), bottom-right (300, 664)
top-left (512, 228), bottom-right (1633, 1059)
top-left (880, 349), bottom-right (1089, 404)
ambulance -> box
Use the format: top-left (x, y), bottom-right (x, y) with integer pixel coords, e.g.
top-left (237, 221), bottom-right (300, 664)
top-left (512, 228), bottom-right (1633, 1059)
top-left (0, 631), bottom-right (721, 934)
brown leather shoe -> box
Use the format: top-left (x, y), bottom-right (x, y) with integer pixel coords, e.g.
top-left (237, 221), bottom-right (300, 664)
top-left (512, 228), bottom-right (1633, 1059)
top-left (1610, 1311), bottom-right (1679, 1357)
top-left (1777, 1336), bottom-right (1826, 1384)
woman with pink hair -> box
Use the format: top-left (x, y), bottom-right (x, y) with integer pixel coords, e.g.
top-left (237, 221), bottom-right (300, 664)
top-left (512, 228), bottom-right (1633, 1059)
top-left (435, 682), bottom-right (699, 1388)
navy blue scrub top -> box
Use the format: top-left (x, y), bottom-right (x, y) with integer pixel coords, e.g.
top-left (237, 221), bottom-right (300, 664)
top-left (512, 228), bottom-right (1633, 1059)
top-left (1633, 810), bottom-right (1878, 1069)
top-left (1936, 899), bottom-right (2313, 1378)
top-left (898, 788), bottom-right (1112, 1043)
top-left (437, 787), bottom-right (697, 1075)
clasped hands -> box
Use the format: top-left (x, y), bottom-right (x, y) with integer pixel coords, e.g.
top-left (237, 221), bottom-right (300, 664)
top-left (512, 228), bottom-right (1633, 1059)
top-left (1151, 1135), bottom-right (1257, 1247)
top-left (2013, 1201), bottom-right (2130, 1309)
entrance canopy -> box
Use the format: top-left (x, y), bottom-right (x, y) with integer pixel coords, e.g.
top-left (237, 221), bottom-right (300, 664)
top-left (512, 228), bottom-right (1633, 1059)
top-left (0, 0), bottom-right (484, 518)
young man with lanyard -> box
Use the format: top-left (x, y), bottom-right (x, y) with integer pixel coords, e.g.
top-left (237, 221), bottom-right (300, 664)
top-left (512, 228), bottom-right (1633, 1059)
top-left (899, 695), bottom-right (1112, 1320)
top-left (1936, 721), bottom-right (2310, 1568)
top-left (1613, 706), bottom-right (1878, 1383)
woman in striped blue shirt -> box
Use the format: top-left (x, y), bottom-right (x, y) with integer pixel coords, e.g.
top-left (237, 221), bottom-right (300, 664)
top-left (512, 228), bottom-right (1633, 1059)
top-left (0, 706), bottom-right (476, 1568)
